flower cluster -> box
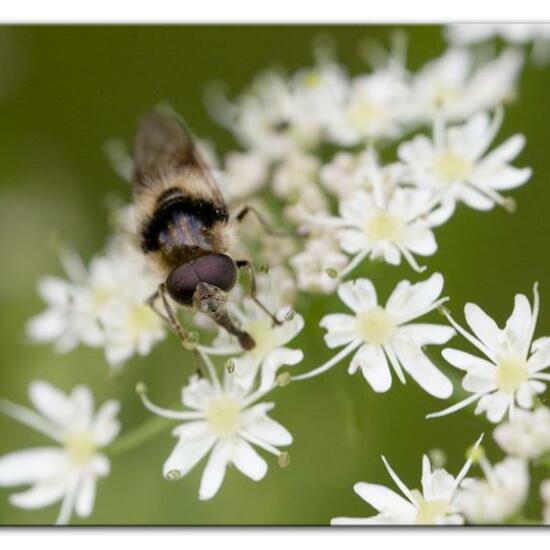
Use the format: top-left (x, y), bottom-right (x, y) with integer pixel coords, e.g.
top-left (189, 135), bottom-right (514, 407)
top-left (2, 24), bottom-right (549, 525)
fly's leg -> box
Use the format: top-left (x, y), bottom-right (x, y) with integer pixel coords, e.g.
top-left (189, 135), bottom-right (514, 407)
top-left (236, 260), bottom-right (282, 326)
top-left (147, 284), bottom-right (205, 377)
top-left (235, 205), bottom-right (308, 238)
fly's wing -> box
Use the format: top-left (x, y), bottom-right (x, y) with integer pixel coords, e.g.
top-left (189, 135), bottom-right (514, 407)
top-left (133, 110), bottom-right (226, 208)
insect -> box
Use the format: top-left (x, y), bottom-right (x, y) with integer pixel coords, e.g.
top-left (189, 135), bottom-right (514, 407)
top-left (132, 109), bottom-right (282, 357)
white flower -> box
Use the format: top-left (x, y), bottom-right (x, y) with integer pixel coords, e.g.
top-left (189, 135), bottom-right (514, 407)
top-left (272, 153), bottom-right (320, 200)
top-left (291, 60), bottom-right (350, 135)
top-left (230, 71), bottom-right (321, 160)
top-left (295, 273), bottom-right (454, 399)
top-left (0, 381), bottom-right (120, 525)
top-left (399, 110), bottom-right (532, 214)
top-left (331, 435), bottom-right (483, 525)
top-left (428, 284), bottom-right (550, 423)
top-left (200, 298), bottom-right (304, 391)
top-left (27, 275), bottom-right (104, 353)
top-left (27, 236), bottom-right (166, 369)
top-left (541, 480), bottom-right (550, 524)
top-left (308, 152), bottom-right (444, 275)
top-left (454, 457), bottom-right (529, 524)
top-left (493, 407), bottom-right (550, 459)
top-left (410, 48), bottom-right (523, 122)
top-left (220, 151), bottom-right (268, 202)
top-left (138, 369), bottom-right (292, 501)
top-left (320, 148), bottom-right (378, 200)
top-left (327, 66), bottom-right (411, 146)
top-left (289, 235), bottom-right (348, 294)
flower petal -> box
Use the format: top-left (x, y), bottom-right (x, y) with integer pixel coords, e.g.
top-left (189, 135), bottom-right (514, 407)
top-left (350, 345), bottom-right (392, 392)
top-left (231, 439), bottom-right (268, 481)
top-left (337, 279), bottom-right (378, 313)
top-left (393, 339), bottom-right (453, 398)
top-left (163, 433), bottom-right (216, 479)
top-left (0, 448), bottom-right (68, 486)
top-left (198, 439), bottom-right (233, 500)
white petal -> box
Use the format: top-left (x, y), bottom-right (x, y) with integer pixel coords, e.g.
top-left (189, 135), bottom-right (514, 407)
top-left (231, 439), bottom-right (268, 481)
top-left (398, 324), bottom-right (455, 345)
top-left (441, 348), bottom-right (496, 372)
top-left (163, 433), bottom-right (216, 479)
top-left (91, 400), bottom-right (121, 447)
top-left (354, 482), bottom-right (415, 514)
top-left (28, 381), bottom-right (74, 429)
top-left (199, 439), bottom-right (232, 500)
top-left (9, 480), bottom-right (68, 509)
top-left (241, 406), bottom-right (293, 446)
top-left (393, 339), bottom-right (453, 398)
top-left (259, 348), bottom-right (303, 390)
top-left (337, 279), bottom-right (378, 313)
top-left (320, 313), bottom-right (357, 348)
top-left (181, 377), bottom-right (216, 410)
top-left (459, 185), bottom-right (494, 210)
top-left (504, 293), bottom-right (533, 357)
top-left (351, 345), bottom-right (392, 392)
top-left (386, 273), bottom-right (443, 323)
top-left (400, 223), bottom-right (437, 256)
top-left (475, 392), bottom-right (509, 423)
top-left (75, 473), bottom-right (96, 518)
top-left (0, 448), bottom-right (67, 486)
top-left (464, 302), bottom-right (501, 353)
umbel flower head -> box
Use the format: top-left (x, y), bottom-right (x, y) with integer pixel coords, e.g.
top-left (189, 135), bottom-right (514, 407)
top-left (295, 273), bottom-right (454, 399)
top-left (331, 435), bottom-right (483, 525)
top-left (428, 283), bottom-right (550, 423)
top-left (138, 359), bottom-right (292, 501)
top-left (0, 381), bottom-right (120, 525)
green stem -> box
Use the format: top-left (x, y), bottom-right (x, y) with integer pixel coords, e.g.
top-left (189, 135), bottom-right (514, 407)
top-left (106, 414), bottom-right (174, 457)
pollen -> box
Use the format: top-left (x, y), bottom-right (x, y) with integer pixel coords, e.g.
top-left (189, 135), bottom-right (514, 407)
top-left (432, 151), bottom-right (472, 185)
top-left (365, 212), bottom-right (405, 243)
top-left (206, 395), bottom-right (242, 438)
top-left (64, 432), bottom-right (97, 466)
top-left (356, 306), bottom-right (397, 346)
top-left (496, 356), bottom-right (529, 393)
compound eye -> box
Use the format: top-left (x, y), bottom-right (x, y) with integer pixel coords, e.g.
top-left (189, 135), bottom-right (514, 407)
top-left (194, 254), bottom-right (237, 293)
top-left (166, 254), bottom-right (237, 306)
top-left (166, 263), bottom-right (200, 306)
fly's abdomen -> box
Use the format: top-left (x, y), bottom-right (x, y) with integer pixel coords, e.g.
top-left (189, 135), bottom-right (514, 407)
top-left (141, 188), bottom-right (229, 267)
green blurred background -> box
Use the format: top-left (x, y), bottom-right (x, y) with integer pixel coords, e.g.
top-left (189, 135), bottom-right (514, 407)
top-left (0, 25), bottom-right (549, 525)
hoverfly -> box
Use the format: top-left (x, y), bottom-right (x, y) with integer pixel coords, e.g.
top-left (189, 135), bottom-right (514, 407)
top-left (132, 109), bottom-right (282, 357)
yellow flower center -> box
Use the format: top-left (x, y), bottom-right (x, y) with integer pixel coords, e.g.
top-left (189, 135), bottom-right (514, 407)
top-left (244, 318), bottom-right (278, 356)
top-left (304, 70), bottom-right (322, 88)
top-left (64, 432), bottom-right (97, 466)
top-left (432, 151), bottom-right (472, 185)
top-left (206, 395), bottom-right (242, 438)
top-left (348, 101), bottom-right (385, 132)
top-left (496, 356), bottom-right (529, 393)
top-left (126, 304), bottom-right (160, 337)
top-left (356, 306), bottom-right (397, 346)
top-left (412, 490), bottom-right (450, 524)
top-left (91, 287), bottom-right (114, 312)
top-left (365, 212), bottom-right (405, 243)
